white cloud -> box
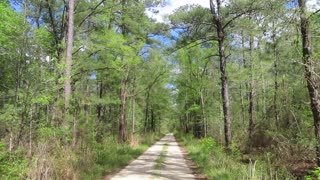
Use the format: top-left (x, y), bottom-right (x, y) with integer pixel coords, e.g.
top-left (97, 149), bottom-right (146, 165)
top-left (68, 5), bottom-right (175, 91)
top-left (307, 0), bottom-right (320, 11)
top-left (146, 0), bottom-right (210, 23)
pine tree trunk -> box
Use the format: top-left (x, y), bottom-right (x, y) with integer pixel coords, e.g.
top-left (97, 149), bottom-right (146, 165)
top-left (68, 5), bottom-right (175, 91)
top-left (132, 75), bottom-right (136, 134)
top-left (272, 29), bottom-right (280, 128)
top-left (298, 0), bottom-right (320, 166)
top-left (72, 110), bottom-right (77, 148)
top-left (200, 90), bottom-right (207, 137)
top-left (64, 0), bottom-right (75, 112)
top-left (151, 109), bottom-right (155, 132)
top-left (132, 97), bottom-right (136, 134)
top-left (218, 23), bottom-right (232, 148)
top-left (96, 82), bottom-right (104, 142)
top-left (248, 36), bottom-right (255, 142)
top-left (29, 107), bottom-right (33, 157)
top-left (240, 81), bottom-right (246, 126)
top-left (119, 78), bottom-right (127, 143)
top-left (144, 90), bottom-right (150, 133)
top-left (211, 0), bottom-right (232, 148)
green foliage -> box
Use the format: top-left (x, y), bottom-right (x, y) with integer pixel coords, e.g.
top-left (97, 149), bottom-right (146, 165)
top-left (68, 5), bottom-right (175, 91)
top-left (33, 27), bottom-right (55, 53)
top-left (177, 134), bottom-right (292, 179)
top-left (0, 142), bottom-right (28, 180)
top-left (305, 167), bottom-right (320, 180)
top-left (31, 94), bottom-right (53, 105)
top-left (200, 137), bottom-right (215, 152)
top-left (230, 143), bottom-right (242, 157)
top-left (36, 127), bottom-right (65, 142)
top-left (0, 2), bottom-right (24, 48)
top-left (313, 167), bottom-right (320, 178)
top-left (78, 133), bottom-right (161, 179)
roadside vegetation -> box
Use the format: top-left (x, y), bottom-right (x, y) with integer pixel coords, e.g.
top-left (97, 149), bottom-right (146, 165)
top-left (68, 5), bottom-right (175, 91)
top-left (0, 133), bottom-right (161, 179)
top-left (80, 133), bottom-right (162, 179)
top-left (176, 134), bottom-right (293, 180)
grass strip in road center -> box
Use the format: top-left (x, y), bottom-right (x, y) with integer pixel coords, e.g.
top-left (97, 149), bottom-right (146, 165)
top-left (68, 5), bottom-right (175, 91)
top-left (153, 143), bottom-right (168, 175)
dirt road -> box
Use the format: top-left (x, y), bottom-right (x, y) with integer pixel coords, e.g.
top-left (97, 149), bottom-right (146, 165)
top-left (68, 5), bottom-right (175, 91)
top-left (109, 133), bottom-right (196, 180)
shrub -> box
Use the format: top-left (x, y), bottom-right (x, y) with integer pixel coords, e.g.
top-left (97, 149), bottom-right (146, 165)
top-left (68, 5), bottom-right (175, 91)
top-left (0, 141), bottom-right (28, 180)
top-left (306, 167), bottom-right (320, 180)
top-left (177, 134), bottom-right (292, 180)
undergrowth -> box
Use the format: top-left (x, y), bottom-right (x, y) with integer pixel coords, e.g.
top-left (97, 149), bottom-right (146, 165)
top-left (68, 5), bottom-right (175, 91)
top-left (0, 132), bottom-right (161, 179)
top-left (305, 167), bottom-right (320, 180)
top-left (78, 132), bottom-right (162, 179)
top-left (0, 142), bottom-right (28, 180)
top-left (176, 134), bottom-right (293, 180)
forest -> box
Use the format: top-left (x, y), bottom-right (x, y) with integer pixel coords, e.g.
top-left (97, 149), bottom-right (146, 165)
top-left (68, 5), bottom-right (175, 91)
top-left (0, 0), bottom-right (320, 179)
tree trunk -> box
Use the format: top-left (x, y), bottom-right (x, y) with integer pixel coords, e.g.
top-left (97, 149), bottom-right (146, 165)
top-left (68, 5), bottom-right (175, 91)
top-left (298, 0), bottom-right (320, 166)
top-left (200, 90), bottom-right (207, 137)
top-left (119, 78), bottom-right (127, 143)
top-left (132, 75), bottom-right (136, 134)
top-left (211, 0), bottom-right (232, 149)
top-left (248, 36), bottom-right (255, 142)
top-left (144, 90), bottom-right (150, 133)
top-left (185, 103), bottom-right (189, 134)
top-left (64, 0), bottom-right (75, 112)
top-left (151, 109), bottom-right (155, 132)
top-left (96, 82), bottom-right (104, 142)
top-left (219, 28), bottom-right (232, 149)
top-left (72, 108), bottom-right (77, 148)
top-left (272, 29), bottom-right (280, 128)
top-left (29, 107), bottom-right (33, 157)
top-left (240, 81), bottom-right (246, 126)
top-left (132, 97), bottom-right (136, 134)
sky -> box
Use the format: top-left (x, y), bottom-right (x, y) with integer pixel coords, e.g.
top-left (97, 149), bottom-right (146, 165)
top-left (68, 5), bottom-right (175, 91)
top-left (307, 0), bottom-right (320, 11)
top-left (146, 0), bottom-right (210, 23)
top-left (146, 0), bottom-right (320, 23)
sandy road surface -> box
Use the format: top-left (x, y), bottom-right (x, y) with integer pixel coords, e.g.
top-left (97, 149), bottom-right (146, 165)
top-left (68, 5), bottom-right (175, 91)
top-left (110, 133), bottom-right (196, 180)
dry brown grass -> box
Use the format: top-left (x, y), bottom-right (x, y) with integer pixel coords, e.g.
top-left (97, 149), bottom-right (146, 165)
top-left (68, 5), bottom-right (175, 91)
top-left (129, 134), bottom-right (140, 148)
top-left (28, 140), bottom-right (77, 180)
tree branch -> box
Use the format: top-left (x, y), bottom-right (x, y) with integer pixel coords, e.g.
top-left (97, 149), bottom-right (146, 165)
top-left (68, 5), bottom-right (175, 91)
top-left (128, 67), bottom-right (168, 97)
top-left (73, 66), bottom-right (117, 77)
top-left (171, 38), bottom-right (218, 54)
top-left (308, 9), bottom-right (320, 19)
top-left (203, 54), bottom-right (219, 60)
top-left (223, 12), bottom-right (246, 30)
top-left (78, 0), bottom-right (107, 27)
top-left (46, 0), bottom-right (59, 47)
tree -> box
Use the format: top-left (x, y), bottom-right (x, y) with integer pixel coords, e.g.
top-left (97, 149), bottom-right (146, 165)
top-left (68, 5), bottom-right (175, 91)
top-left (64, 0), bottom-right (75, 112)
top-left (209, 0), bottom-right (232, 148)
top-left (298, 0), bottom-right (320, 166)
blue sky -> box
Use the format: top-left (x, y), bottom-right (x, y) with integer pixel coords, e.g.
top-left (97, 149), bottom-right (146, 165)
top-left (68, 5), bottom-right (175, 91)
top-left (146, 0), bottom-right (319, 23)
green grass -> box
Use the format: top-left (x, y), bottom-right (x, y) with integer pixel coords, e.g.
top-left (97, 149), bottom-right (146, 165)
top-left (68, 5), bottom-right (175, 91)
top-left (0, 142), bottom-right (28, 180)
top-left (176, 134), bottom-right (292, 180)
top-left (154, 143), bottom-right (168, 170)
top-left (78, 133), bottom-right (162, 179)
top-left (153, 143), bottom-right (168, 176)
